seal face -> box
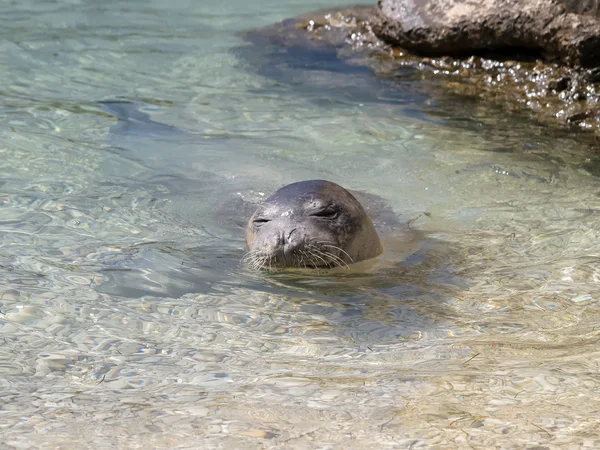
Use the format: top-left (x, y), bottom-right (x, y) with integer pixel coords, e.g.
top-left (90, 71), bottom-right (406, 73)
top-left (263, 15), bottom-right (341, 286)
top-left (245, 180), bottom-right (383, 269)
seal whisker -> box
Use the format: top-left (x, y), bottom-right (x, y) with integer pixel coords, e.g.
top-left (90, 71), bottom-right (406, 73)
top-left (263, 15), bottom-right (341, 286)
top-left (242, 252), bottom-right (256, 268)
top-left (306, 244), bottom-right (346, 269)
top-left (311, 247), bottom-right (349, 269)
top-left (308, 244), bottom-right (348, 266)
top-left (300, 248), bottom-right (321, 268)
top-left (242, 250), bottom-right (260, 263)
top-left (306, 252), bottom-right (324, 269)
top-left (255, 257), bottom-right (265, 271)
top-left (248, 251), bottom-right (268, 271)
top-left (252, 257), bottom-right (263, 271)
top-left (324, 253), bottom-right (348, 269)
top-left (319, 243), bottom-right (355, 264)
top-left (299, 251), bottom-right (308, 269)
top-left (307, 250), bottom-right (331, 268)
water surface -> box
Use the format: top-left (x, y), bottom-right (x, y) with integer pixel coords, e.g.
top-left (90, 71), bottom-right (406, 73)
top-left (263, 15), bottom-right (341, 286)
top-left (2, 0), bottom-right (600, 448)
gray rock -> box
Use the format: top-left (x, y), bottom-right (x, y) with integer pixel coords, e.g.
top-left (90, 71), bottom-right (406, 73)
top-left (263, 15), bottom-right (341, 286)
top-left (371, 0), bottom-right (600, 67)
top-left (563, 0), bottom-right (600, 16)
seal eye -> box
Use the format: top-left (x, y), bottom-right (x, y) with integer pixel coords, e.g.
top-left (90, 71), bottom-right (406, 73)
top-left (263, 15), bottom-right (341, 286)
top-left (253, 218), bottom-right (271, 227)
top-left (311, 209), bottom-right (338, 219)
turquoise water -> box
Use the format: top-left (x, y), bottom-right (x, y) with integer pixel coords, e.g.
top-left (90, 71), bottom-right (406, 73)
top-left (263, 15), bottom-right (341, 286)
top-left (2, 0), bottom-right (600, 448)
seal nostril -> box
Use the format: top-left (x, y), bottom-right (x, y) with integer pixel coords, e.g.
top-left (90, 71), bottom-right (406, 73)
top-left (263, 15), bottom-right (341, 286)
top-left (283, 228), bottom-right (299, 259)
top-left (286, 228), bottom-right (297, 242)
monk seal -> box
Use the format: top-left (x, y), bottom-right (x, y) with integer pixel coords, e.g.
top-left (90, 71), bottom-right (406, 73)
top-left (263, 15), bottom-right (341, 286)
top-left (245, 180), bottom-right (383, 270)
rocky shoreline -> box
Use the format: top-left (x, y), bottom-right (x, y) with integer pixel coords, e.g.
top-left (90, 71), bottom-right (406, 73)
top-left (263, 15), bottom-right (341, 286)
top-left (241, 1), bottom-right (600, 137)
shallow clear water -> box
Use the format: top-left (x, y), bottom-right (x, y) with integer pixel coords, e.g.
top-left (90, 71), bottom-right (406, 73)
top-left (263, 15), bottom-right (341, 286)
top-left (2, 0), bottom-right (600, 448)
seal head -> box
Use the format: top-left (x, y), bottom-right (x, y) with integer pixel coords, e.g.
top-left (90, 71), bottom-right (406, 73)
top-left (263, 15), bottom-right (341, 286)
top-left (245, 180), bottom-right (383, 269)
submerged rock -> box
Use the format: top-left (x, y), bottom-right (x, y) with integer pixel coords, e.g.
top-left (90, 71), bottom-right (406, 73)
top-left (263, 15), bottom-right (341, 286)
top-left (371, 0), bottom-right (600, 67)
top-left (240, 4), bottom-right (600, 136)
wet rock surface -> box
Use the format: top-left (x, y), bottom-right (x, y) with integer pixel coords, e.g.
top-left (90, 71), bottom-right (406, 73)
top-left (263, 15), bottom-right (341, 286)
top-left (240, 4), bottom-right (600, 137)
top-left (371, 0), bottom-right (600, 68)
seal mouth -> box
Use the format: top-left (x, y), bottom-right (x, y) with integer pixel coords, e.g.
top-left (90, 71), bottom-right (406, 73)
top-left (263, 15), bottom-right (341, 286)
top-left (243, 241), bottom-right (353, 271)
